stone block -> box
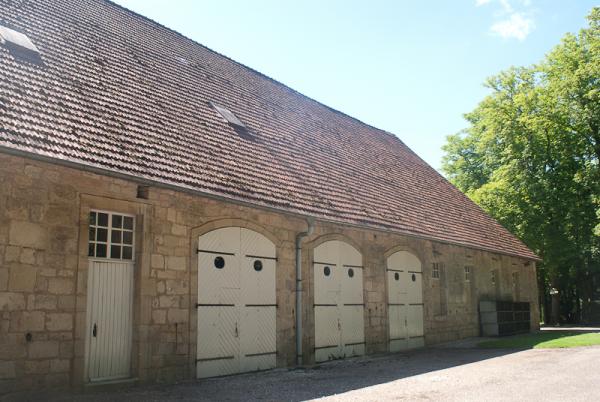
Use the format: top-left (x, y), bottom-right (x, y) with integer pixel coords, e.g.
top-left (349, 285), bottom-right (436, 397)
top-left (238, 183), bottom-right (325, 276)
top-left (167, 208), bottom-right (176, 222)
top-left (367, 291), bottom-right (383, 303)
top-left (50, 359), bottom-right (70, 373)
top-left (8, 266), bottom-right (37, 292)
top-left (151, 254), bottom-right (164, 269)
top-left (28, 340), bottom-right (59, 359)
top-left (166, 256), bottom-right (186, 271)
top-left (45, 372), bottom-right (70, 387)
top-left (167, 308), bottom-right (187, 324)
top-left (28, 295), bottom-right (57, 310)
top-left (152, 309), bottom-right (167, 325)
top-left (10, 311), bottom-right (45, 331)
top-left (48, 331), bottom-right (73, 341)
top-left (159, 295), bottom-right (180, 308)
top-left (0, 361), bottom-right (16, 379)
top-left (46, 313), bottom-right (73, 331)
top-left (171, 224), bottom-right (186, 236)
top-left (0, 292), bottom-right (26, 311)
top-left (59, 341), bottom-right (73, 359)
top-left (35, 276), bottom-right (48, 292)
top-left (8, 221), bottom-right (47, 249)
top-left (48, 278), bottom-right (74, 295)
top-left (57, 295), bottom-right (76, 310)
top-left (24, 360), bottom-right (50, 374)
top-left (20, 248), bottom-right (36, 265)
top-left (4, 246), bottom-right (20, 263)
top-left (24, 164), bottom-right (42, 179)
top-left (165, 279), bottom-right (187, 295)
top-left (0, 269), bottom-right (7, 291)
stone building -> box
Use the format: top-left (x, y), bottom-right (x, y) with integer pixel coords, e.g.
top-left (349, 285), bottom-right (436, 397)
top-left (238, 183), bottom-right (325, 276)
top-left (0, 0), bottom-right (539, 394)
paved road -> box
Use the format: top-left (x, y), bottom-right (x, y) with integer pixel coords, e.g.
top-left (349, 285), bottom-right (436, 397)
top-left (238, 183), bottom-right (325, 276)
top-left (16, 344), bottom-right (600, 402)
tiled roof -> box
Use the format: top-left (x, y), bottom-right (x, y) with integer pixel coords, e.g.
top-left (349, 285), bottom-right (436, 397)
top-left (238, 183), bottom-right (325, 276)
top-left (0, 0), bottom-right (538, 260)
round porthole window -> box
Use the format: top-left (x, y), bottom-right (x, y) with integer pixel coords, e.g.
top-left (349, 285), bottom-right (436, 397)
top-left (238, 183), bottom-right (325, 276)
top-left (253, 260), bottom-right (263, 271)
top-left (324, 266), bottom-right (331, 277)
top-left (412, 273), bottom-right (416, 282)
top-left (348, 268), bottom-right (354, 278)
top-left (214, 256), bottom-right (225, 269)
top-left (394, 272), bottom-right (400, 281)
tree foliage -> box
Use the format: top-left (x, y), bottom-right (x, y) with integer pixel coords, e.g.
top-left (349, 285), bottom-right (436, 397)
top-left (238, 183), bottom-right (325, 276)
top-left (442, 8), bottom-right (600, 322)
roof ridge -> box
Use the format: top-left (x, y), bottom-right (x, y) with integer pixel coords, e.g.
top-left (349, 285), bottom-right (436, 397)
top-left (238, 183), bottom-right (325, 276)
top-left (103, 0), bottom-right (401, 141)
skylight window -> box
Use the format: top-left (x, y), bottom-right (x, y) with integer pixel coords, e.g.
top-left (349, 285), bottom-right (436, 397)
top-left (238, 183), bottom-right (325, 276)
top-left (0, 26), bottom-right (42, 64)
top-left (210, 102), bottom-right (246, 129)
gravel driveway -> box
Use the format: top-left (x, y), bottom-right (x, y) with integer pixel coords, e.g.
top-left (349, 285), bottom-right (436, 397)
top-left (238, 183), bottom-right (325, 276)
top-left (12, 342), bottom-right (600, 402)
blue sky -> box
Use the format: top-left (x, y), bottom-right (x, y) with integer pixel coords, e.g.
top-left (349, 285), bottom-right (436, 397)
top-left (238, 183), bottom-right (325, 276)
top-left (113, 0), bottom-right (596, 170)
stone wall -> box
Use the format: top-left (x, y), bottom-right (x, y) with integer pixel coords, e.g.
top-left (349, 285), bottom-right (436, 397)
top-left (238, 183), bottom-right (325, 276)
top-left (0, 152), bottom-right (540, 394)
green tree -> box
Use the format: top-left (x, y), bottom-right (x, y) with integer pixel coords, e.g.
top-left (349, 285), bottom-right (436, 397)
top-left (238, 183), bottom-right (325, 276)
top-left (442, 8), bottom-right (600, 323)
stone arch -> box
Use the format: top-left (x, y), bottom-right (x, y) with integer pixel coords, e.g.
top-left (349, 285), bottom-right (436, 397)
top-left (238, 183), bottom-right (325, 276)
top-left (384, 244), bottom-right (425, 263)
top-left (190, 218), bottom-right (282, 250)
top-left (306, 233), bottom-right (363, 256)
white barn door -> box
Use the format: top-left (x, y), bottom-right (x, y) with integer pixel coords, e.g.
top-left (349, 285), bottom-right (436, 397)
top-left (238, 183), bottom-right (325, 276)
top-left (86, 260), bottom-right (134, 381)
top-left (387, 251), bottom-right (424, 352)
top-left (314, 240), bottom-right (364, 362)
top-left (196, 228), bottom-right (276, 378)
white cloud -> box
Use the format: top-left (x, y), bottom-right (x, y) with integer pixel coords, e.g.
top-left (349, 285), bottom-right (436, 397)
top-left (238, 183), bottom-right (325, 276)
top-left (490, 12), bottom-right (535, 40)
top-left (475, 0), bottom-right (536, 41)
top-left (499, 0), bottom-right (514, 13)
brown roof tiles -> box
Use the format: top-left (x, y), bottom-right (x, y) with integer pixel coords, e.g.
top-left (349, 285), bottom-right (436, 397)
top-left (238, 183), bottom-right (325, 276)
top-left (0, 0), bottom-right (538, 260)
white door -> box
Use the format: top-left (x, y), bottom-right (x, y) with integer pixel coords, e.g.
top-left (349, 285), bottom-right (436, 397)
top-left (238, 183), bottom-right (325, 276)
top-left (196, 228), bottom-right (276, 378)
top-left (86, 210), bottom-right (135, 382)
top-left (387, 251), bottom-right (424, 352)
top-left (314, 240), bottom-right (364, 362)
top-left (86, 260), bottom-right (134, 381)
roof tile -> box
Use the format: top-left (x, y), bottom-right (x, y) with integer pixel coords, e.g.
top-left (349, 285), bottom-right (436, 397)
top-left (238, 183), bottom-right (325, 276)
top-left (0, 0), bottom-right (538, 260)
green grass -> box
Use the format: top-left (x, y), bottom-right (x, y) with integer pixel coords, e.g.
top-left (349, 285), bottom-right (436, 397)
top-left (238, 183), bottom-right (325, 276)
top-left (478, 332), bottom-right (600, 349)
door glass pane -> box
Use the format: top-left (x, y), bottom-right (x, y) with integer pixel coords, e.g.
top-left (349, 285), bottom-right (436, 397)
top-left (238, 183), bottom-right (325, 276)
top-left (96, 244), bottom-right (107, 258)
top-left (122, 246), bottom-right (132, 260)
top-left (110, 245), bottom-right (121, 259)
top-left (122, 231), bottom-right (133, 245)
top-left (112, 214), bottom-right (123, 229)
top-left (97, 228), bottom-right (108, 242)
top-left (111, 230), bottom-right (122, 243)
top-left (123, 216), bottom-right (133, 230)
top-left (97, 213), bottom-right (109, 227)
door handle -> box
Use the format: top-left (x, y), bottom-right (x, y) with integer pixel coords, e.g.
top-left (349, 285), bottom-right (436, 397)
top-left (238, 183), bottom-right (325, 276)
top-left (234, 322), bottom-right (238, 338)
top-left (92, 323), bottom-right (97, 337)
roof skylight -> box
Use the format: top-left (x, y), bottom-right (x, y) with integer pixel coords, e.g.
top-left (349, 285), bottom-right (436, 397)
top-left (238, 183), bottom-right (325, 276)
top-left (0, 26), bottom-right (42, 64)
top-left (210, 102), bottom-right (246, 129)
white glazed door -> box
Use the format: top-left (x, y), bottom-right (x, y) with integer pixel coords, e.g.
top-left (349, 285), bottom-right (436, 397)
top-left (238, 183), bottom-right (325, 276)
top-left (86, 260), bottom-right (134, 381)
top-left (86, 211), bottom-right (135, 383)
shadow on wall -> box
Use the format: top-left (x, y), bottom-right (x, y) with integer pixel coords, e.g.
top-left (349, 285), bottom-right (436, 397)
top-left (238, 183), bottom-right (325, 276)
top-left (48, 347), bottom-right (527, 402)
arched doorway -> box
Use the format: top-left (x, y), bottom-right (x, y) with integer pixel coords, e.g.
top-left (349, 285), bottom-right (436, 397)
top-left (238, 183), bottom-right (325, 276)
top-left (196, 227), bottom-right (277, 378)
top-left (387, 250), bottom-right (424, 351)
top-left (313, 240), bottom-right (364, 362)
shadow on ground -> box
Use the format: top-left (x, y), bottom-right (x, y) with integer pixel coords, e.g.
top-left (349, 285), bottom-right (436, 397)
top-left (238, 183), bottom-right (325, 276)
top-left (8, 327), bottom-right (598, 402)
top-left (40, 347), bottom-right (519, 402)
